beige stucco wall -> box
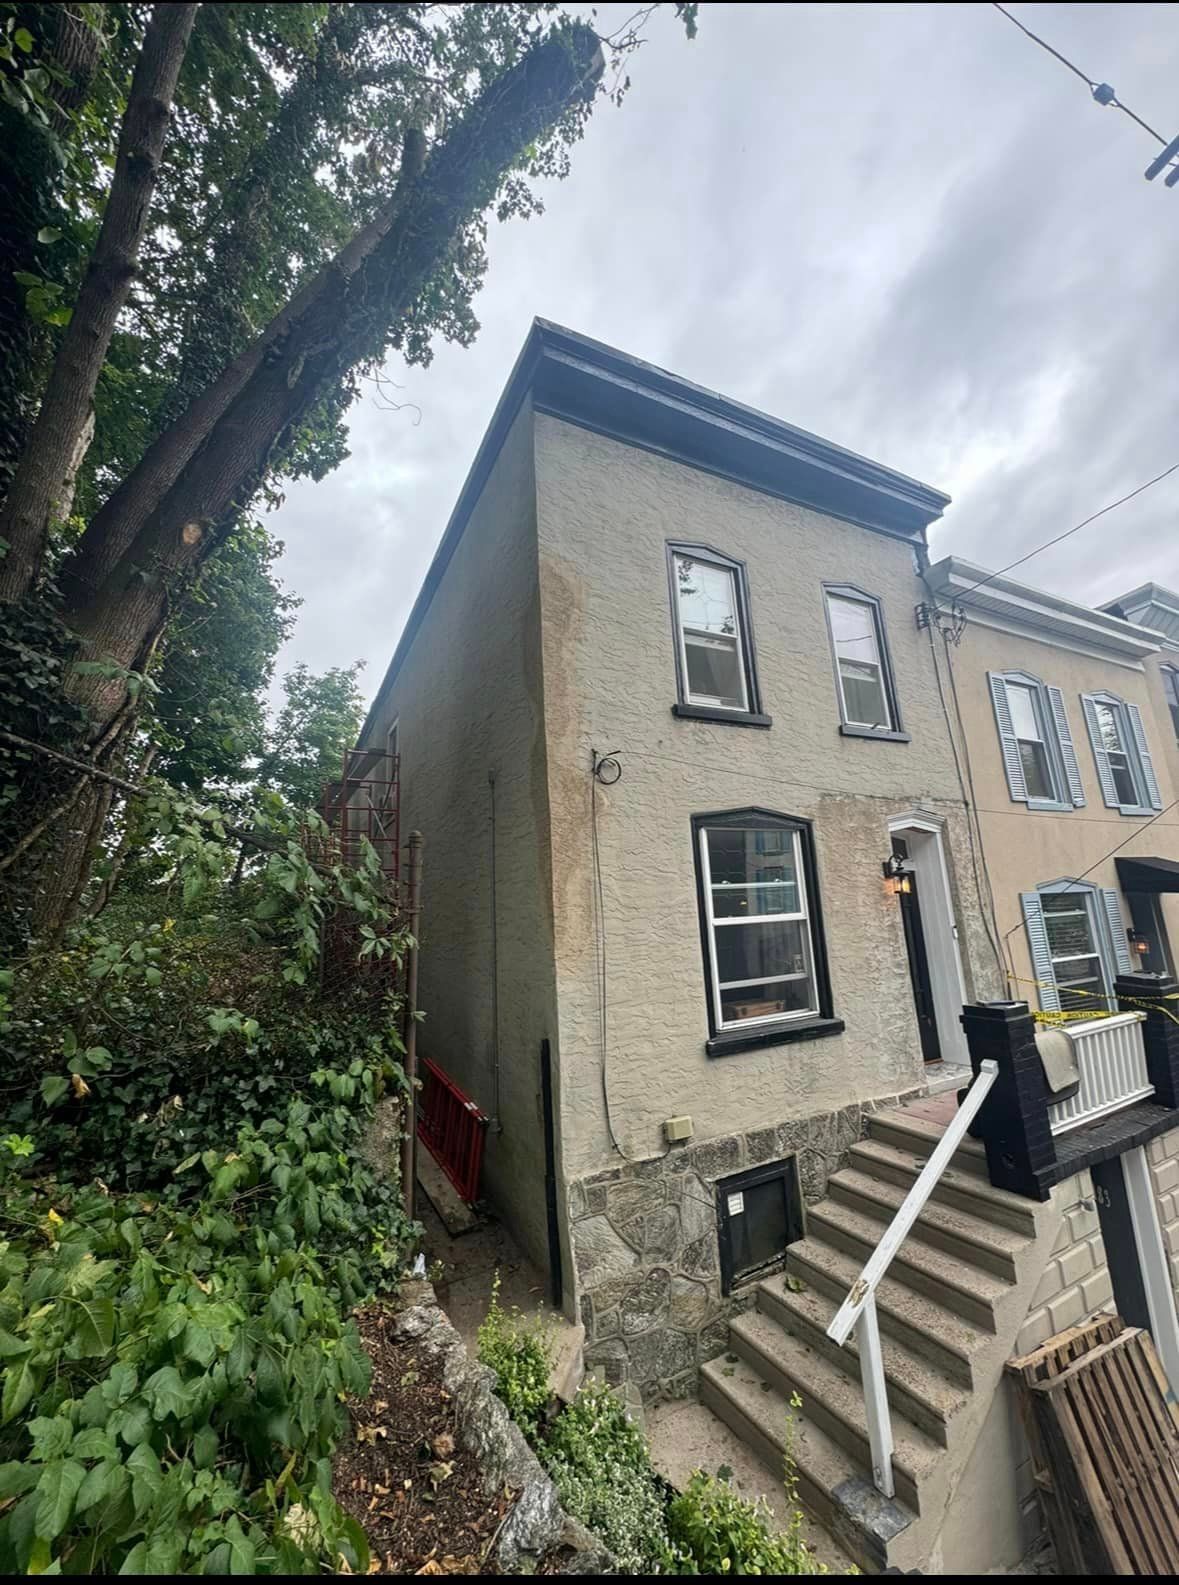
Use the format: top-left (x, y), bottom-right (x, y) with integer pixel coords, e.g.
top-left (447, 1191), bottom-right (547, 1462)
top-left (944, 623), bottom-right (1179, 1004)
top-left (363, 402), bottom-right (561, 1275)
top-left (532, 414), bottom-right (993, 1176)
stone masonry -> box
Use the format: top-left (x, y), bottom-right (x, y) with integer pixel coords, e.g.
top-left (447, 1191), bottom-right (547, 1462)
top-left (568, 1092), bottom-right (923, 1402)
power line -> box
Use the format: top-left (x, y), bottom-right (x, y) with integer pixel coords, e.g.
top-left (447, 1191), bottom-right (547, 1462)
top-left (955, 458), bottom-right (1179, 602)
top-left (991, 2), bottom-right (1169, 146)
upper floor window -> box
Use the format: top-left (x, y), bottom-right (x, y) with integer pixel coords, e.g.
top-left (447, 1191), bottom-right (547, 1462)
top-left (1162, 665), bottom-right (1179, 741)
top-left (667, 545), bottom-right (769, 727)
top-left (823, 586), bottom-right (904, 739)
top-left (1021, 880), bottom-right (1133, 1013)
top-left (988, 672), bottom-right (1085, 812)
top-left (692, 809), bottom-right (838, 1055)
top-left (1080, 692), bottom-right (1162, 816)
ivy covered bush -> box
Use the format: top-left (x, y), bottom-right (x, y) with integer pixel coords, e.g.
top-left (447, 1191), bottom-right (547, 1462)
top-left (0, 791), bottom-right (416, 1573)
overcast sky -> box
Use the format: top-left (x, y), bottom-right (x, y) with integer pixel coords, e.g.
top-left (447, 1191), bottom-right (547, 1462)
top-left (267, 2), bottom-right (1179, 705)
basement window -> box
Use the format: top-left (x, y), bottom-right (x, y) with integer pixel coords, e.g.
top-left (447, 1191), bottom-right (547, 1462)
top-left (716, 1159), bottom-right (805, 1295)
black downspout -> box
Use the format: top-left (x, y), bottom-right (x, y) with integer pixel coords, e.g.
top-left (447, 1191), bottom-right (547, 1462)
top-left (540, 1038), bottom-right (563, 1310)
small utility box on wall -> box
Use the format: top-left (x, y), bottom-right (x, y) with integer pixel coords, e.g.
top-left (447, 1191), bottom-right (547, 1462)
top-left (716, 1158), bottom-right (805, 1295)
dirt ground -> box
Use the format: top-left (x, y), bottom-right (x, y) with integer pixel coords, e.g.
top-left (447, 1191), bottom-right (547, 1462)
top-left (333, 1304), bottom-right (517, 1575)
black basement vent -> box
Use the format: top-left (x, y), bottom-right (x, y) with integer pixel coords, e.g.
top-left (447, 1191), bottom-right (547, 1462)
top-left (716, 1158), bottom-right (805, 1295)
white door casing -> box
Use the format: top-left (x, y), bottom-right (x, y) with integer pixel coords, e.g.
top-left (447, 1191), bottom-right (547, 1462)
top-left (888, 812), bottom-right (969, 1066)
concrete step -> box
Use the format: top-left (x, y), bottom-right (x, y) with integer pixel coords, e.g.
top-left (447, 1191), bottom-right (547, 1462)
top-left (700, 1353), bottom-right (916, 1573)
top-left (805, 1200), bottom-right (1008, 1332)
top-left (756, 1275), bottom-right (969, 1448)
top-left (787, 1236), bottom-right (990, 1386)
top-left (727, 1308), bottom-right (942, 1515)
top-left (867, 1108), bottom-right (988, 1178)
top-left (848, 1137), bottom-right (1039, 1238)
top-left (827, 1166), bottom-right (1032, 1281)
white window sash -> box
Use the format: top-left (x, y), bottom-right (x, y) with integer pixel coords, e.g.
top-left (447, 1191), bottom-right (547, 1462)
top-left (699, 827), bottom-right (819, 1029)
top-left (675, 557), bottom-right (749, 711)
top-left (828, 594), bottom-right (893, 729)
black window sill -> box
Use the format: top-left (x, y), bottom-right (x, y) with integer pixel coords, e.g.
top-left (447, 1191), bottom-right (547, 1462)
top-left (706, 1017), bottom-right (845, 1058)
top-left (672, 703), bottom-right (772, 729)
top-left (838, 723), bottom-right (910, 744)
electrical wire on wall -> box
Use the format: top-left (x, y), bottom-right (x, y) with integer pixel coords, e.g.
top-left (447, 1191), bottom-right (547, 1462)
top-left (589, 747), bottom-right (637, 1162)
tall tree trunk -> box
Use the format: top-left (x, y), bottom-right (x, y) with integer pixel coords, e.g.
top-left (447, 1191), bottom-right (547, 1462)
top-left (0, 6), bottom-right (107, 495)
top-left (0, 2), bottom-right (198, 601)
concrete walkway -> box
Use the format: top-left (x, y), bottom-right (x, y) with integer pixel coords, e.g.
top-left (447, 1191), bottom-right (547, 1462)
top-left (417, 1194), bottom-right (551, 1353)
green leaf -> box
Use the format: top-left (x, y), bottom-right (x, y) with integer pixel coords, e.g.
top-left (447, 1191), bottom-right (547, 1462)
top-left (192, 1423), bottom-right (218, 1470)
top-left (224, 1516), bottom-right (256, 1575)
top-left (0, 1461), bottom-right (38, 1500)
top-left (2, 1358), bottom-right (36, 1423)
top-left (0, 1326), bottom-right (32, 1358)
top-left (144, 966), bottom-right (162, 987)
top-left (101, 1361), bottom-right (138, 1407)
top-left (40, 1075), bottom-right (68, 1107)
top-left (34, 1458), bottom-right (85, 1540)
top-left (71, 1427), bottom-right (118, 1461)
top-left (36, 226), bottom-right (62, 244)
top-left (14, 26), bottom-right (33, 51)
top-left (181, 1319), bottom-right (215, 1367)
top-left (114, 1401), bottom-right (151, 1447)
top-left (73, 1296), bottom-right (115, 1356)
top-left (126, 1443), bottom-right (161, 1516)
top-left (28, 1415), bottom-right (72, 1461)
top-left (143, 1364), bottom-right (188, 1421)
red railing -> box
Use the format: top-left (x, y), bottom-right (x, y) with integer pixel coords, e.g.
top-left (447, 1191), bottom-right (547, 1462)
top-left (417, 1058), bottom-right (488, 1205)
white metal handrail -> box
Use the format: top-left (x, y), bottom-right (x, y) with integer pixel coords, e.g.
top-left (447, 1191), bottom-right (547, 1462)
top-left (825, 1059), bottom-right (999, 1499)
top-left (1047, 1011), bottom-right (1150, 1137)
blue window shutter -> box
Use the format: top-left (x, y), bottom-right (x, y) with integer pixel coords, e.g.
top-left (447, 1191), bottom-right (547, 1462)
top-left (989, 673), bottom-right (1028, 802)
top-left (1046, 686), bottom-right (1085, 807)
top-left (1126, 702), bottom-right (1163, 810)
top-left (1081, 694), bottom-right (1120, 809)
top-left (1021, 892), bottom-right (1061, 1011)
top-left (1101, 889), bottom-right (1134, 975)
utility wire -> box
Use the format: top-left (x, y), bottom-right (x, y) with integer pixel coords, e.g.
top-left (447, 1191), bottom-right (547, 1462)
top-left (954, 458), bottom-right (1179, 602)
top-left (991, 2), bottom-right (1169, 145)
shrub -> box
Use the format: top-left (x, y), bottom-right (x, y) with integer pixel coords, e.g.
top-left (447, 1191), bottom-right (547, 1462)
top-left (540, 1379), bottom-right (672, 1574)
top-left (667, 1468), bottom-right (828, 1575)
top-left (476, 1272), bottom-right (552, 1439)
top-left (0, 1061), bottom-right (414, 1574)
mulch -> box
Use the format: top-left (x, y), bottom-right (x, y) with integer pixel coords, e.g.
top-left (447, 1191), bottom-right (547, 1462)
top-left (332, 1304), bottom-right (518, 1575)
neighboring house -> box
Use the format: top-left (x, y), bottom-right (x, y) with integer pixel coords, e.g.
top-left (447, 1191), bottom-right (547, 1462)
top-left (358, 321), bottom-right (996, 1368)
top-left (922, 558), bottom-right (1179, 1009)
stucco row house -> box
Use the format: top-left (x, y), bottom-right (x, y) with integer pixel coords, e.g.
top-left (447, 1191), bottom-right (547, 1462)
top-left (358, 321), bottom-right (1179, 1570)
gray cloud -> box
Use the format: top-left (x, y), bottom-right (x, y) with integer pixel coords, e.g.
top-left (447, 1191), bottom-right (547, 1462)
top-left (267, 2), bottom-right (1179, 701)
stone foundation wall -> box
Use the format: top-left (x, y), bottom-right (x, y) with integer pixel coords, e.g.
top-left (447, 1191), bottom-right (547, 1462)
top-left (568, 1091), bottom-right (920, 1402)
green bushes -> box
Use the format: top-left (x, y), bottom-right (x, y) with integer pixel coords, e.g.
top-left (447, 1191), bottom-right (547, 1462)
top-left (475, 1273), bottom-right (553, 1439)
top-left (539, 1379), bottom-right (673, 1574)
top-left (667, 1468), bottom-right (828, 1575)
top-left (477, 1284), bottom-right (829, 1576)
top-left (0, 1061), bottom-right (412, 1574)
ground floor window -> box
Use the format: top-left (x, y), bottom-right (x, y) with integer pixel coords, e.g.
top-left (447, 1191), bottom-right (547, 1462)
top-left (1021, 881), bottom-right (1135, 1013)
top-left (716, 1159), bottom-right (805, 1294)
top-left (693, 809), bottom-right (829, 1037)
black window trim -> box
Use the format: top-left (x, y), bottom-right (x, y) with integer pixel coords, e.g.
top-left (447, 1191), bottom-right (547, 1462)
top-left (821, 581), bottom-right (909, 742)
top-left (690, 806), bottom-right (841, 1057)
top-left (666, 541), bottom-right (770, 727)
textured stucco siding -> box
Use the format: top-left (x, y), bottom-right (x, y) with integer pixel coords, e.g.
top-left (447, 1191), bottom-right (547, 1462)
top-left (361, 402), bottom-right (560, 1275)
top-left (532, 414), bottom-right (991, 1177)
top-left (949, 625), bottom-right (1179, 1004)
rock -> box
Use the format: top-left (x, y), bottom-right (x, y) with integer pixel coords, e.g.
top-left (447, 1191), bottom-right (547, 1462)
top-left (567, 1180), bottom-right (588, 1221)
top-left (496, 1479), bottom-right (563, 1573)
top-left (631, 1204), bottom-right (681, 1262)
top-left (627, 1326), bottom-right (694, 1387)
top-left (681, 1233), bottom-right (718, 1278)
top-left (668, 1275), bottom-right (714, 1333)
top-left (573, 1215), bottom-right (638, 1284)
top-left (746, 1124), bottom-right (781, 1165)
top-left (677, 1171), bottom-right (716, 1243)
top-left (687, 1135), bottom-right (742, 1181)
top-left (621, 1268), bottom-right (671, 1336)
top-left (698, 1316), bottom-right (730, 1362)
top-left (606, 1178), bottom-right (667, 1224)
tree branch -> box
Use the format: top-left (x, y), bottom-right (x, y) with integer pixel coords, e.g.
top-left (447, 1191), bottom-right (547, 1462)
top-left (0, 2), bottom-right (198, 602)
